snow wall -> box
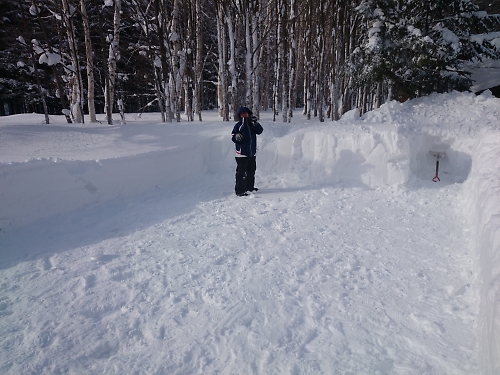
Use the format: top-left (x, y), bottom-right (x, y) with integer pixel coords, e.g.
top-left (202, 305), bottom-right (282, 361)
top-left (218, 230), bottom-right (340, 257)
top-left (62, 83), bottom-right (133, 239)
top-left (461, 129), bottom-right (500, 375)
top-left (0, 123), bottom-right (475, 230)
top-left (0, 93), bottom-right (499, 373)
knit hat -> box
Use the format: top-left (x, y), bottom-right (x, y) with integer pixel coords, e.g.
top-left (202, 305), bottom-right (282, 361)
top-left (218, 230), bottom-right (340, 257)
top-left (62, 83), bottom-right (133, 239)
top-left (237, 106), bottom-right (253, 118)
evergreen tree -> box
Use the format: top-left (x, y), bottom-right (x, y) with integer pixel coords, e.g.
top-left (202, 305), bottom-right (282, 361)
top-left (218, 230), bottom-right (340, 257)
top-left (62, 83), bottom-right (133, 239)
top-left (353, 0), bottom-right (500, 99)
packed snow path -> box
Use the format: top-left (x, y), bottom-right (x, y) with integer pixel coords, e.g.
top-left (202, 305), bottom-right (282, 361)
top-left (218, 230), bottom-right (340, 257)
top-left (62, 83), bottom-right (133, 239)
top-left (0, 173), bottom-right (477, 374)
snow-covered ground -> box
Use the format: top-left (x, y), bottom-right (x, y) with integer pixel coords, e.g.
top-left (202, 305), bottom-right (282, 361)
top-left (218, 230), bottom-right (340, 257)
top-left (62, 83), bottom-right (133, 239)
top-left (0, 91), bottom-right (499, 374)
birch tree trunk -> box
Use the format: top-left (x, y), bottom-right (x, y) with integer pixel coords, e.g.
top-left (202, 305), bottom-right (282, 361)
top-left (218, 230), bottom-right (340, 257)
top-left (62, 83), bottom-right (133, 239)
top-left (245, 8), bottom-right (252, 107)
top-left (303, 0), bottom-right (314, 120)
top-left (226, 10), bottom-right (238, 120)
top-left (171, 0), bottom-right (182, 122)
top-left (182, 1), bottom-right (193, 121)
top-left (61, 0), bottom-right (84, 123)
top-left (272, 0), bottom-right (280, 121)
top-left (106, 0), bottom-right (122, 117)
top-left (341, 6), bottom-right (358, 116)
top-left (280, 0), bottom-right (290, 123)
top-left (261, 2), bottom-right (273, 112)
top-left (153, 0), bottom-right (172, 122)
top-left (216, 3), bottom-right (229, 121)
top-left (331, 0), bottom-right (344, 120)
top-left (287, 0), bottom-right (297, 121)
top-left (374, 80), bottom-right (382, 109)
top-left (251, 6), bottom-right (260, 119)
top-left (193, 0), bottom-right (203, 121)
top-left (316, 15), bottom-right (324, 123)
top-left (80, 0), bottom-right (96, 122)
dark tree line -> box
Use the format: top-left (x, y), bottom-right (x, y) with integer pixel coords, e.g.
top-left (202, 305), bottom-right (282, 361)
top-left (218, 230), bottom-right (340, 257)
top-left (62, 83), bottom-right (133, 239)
top-left (0, 0), bottom-right (499, 123)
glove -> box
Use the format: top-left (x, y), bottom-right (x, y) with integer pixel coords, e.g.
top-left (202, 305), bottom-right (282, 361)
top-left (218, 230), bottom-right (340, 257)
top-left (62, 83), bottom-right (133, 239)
top-left (235, 133), bottom-right (243, 142)
top-left (250, 115), bottom-right (258, 123)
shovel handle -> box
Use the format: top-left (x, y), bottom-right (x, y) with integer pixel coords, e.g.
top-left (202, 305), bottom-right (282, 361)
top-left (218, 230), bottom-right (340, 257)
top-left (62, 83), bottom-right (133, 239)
top-left (432, 160), bottom-right (440, 182)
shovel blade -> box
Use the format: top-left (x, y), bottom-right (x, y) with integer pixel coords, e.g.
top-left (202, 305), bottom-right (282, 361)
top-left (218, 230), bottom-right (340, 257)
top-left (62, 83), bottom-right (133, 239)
top-left (429, 151), bottom-right (446, 158)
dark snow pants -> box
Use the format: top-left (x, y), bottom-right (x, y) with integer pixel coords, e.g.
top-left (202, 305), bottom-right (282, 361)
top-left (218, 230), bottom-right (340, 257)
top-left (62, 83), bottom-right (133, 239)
top-left (235, 156), bottom-right (256, 195)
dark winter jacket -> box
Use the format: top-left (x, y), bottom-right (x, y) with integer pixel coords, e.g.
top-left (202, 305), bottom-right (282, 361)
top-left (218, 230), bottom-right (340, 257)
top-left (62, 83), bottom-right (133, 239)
top-left (231, 107), bottom-right (263, 157)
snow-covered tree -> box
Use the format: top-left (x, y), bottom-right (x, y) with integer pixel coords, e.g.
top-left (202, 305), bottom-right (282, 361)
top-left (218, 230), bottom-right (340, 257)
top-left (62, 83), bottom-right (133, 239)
top-left (352, 0), bottom-right (500, 103)
top-left (15, 2), bottom-right (50, 124)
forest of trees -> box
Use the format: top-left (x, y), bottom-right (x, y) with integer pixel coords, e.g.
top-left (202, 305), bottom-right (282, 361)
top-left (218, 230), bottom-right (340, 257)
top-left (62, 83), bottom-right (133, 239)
top-left (0, 0), bottom-right (499, 123)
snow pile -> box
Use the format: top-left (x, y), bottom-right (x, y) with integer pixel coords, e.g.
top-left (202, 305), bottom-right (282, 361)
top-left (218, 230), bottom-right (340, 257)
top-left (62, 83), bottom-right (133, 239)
top-left (0, 91), bottom-right (499, 374)
top-left (461, 128), bottom-right (500, 374)
top-left (0, 143), bottom-right (217, 231)
top-left (258, 91), bottom-right (497, 191)
top-left (0, 121), bottom-right (230, 231)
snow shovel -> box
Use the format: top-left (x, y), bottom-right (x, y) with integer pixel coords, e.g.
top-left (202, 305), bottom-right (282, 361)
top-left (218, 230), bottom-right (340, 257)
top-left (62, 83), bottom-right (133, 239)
top-left (430, 151), bottom-right (446, 182)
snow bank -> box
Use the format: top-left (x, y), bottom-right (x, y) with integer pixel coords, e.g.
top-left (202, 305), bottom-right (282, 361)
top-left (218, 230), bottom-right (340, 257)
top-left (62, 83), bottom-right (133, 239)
top-left (355, 92), bottom-right (500, 373)
top-left (0, 113), bottom-right (472, 231)
top-left (461, 129), bottom-right (500, 375)
top-left (258, 124), bottom-right (471, 189)
top-left (257, 91), bottom-right (500, 191)
top-left (0, 136), bottom-right (232, 231)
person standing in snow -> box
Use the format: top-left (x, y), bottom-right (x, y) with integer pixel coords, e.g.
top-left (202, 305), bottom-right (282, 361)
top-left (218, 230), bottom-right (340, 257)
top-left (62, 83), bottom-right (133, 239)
top-left (231, 106), bottom-right (264, 196)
